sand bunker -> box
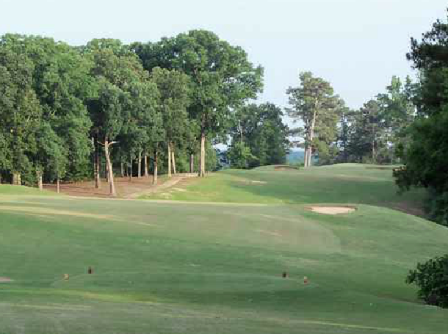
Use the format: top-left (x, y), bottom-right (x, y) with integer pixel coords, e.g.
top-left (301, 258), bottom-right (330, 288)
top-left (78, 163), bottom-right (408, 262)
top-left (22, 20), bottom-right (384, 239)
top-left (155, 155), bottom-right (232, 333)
top-left (308, 206), bottom-right (356, 215)
top-left (274, 165), bottom-right (297, 171)
top-left (0, 277), bottom-right (13, 283)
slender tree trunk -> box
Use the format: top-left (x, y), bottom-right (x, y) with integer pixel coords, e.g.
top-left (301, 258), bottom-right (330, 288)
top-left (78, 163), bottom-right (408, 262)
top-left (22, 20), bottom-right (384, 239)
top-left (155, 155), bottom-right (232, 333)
top-left (199, 132), bottom-right (206, 177)
top-left (171, 145), bottom-right (177, 175)
top-left (153, 149), bottom-right (158, 185)
top-left (306, 110), bottom-right (317, 168)
top-left (306, 146), bottom-right (313, 167)
top-left (129, 158), bottom-right (133, 182)
top-left (138, 151), bottom-right (142, 178)
top-left (92, 137), bottom-right (96, 183)
top-left (303, 146), bottom-right (309, 168)
top-left (144, 154), bottom-right (149, 177)
top-left (190, 153), bottom-right (194, 173)
top-left (120, 163), bottom-right (124, 178)
top-left (56, 177), bottom-right (60, 194)
top-left (106, 159), bottom-right (110, 183)
top-left (37, 171), bottom-right (43, 191)
top-left (104, 139), bottom-right (116, 197)
top-left (12, 172), bottom-right (21, 185)
top-left (95, 145), bottom-right (101, 189)
top-left (167, 143), bottom-right (172, 178)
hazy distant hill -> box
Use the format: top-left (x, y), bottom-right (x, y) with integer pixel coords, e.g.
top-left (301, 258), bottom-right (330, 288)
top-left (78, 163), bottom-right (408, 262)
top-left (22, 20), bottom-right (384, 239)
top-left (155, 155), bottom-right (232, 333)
top-left (287, 150), bottom-right (305, 163)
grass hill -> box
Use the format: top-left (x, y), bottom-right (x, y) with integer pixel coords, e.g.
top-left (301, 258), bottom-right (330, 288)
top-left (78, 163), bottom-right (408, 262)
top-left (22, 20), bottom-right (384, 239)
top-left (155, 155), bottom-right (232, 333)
top-left (0, 164), bottom-right (447, 334)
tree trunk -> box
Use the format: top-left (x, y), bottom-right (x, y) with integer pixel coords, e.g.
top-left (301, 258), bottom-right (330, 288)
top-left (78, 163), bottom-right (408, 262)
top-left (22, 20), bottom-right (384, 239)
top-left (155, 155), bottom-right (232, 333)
top-left (12, 172), bottom-right (21, 185)
top-left (167, 143), bottom-right (172, 178)
top-left (199, 132), bottom-right (206, 177)
top-left (153, 149), bottom-right (158, 185)
top-left (371, 138), bottom-right (376, 162)
top-left (306, 109), bottom-right (317, 168)
top-left (306, 147), bottom-right (312, 167)
top-left (104, 139), bottom-right (116, 197)
top-left (144, 154), bottom-right (149, 177)
top-left (95, 146), bottom-right (101, 189)
top-left (190, 154), bottom-right (194, 173)
top-left (120, 162), bottom-right (124, 178)
top-left (171, 144), bottom-right (177, 175)
top-left (56, 177), bottom-right (60, 194)
top-left (138, 151), bottom-right (142, 178)
top-left (37, 171), bottom-right (43, 191)
top-left (105, 159), bottom-right (110, 183)
top-left (304, 146), bottom-right (309, 168)
top-left (129, 159), bottom-right (133, 182)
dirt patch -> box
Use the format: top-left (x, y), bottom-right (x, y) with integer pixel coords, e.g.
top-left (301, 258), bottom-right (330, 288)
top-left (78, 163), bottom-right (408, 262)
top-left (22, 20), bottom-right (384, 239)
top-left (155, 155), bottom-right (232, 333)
top-left (0, 277), bottom-right (13, 283)
top-left (256, 229), bottom-right (282, 237)
top-left (274, 165), bottom-right (298, 171)
top-left (42, 173), bottom-right (198, 199)
top-left (307, 206), bottom-right (356, 215)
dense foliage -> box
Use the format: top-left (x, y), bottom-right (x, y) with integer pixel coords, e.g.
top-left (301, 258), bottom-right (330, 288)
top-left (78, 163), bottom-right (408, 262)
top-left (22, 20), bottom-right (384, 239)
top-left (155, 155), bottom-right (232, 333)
top-left (407, 255), bottom-right (448, 308)
top-left (394, 13), bottom-right (448, 227)
top-left (228, 103), bottom-right (290, 168)
top-left (0, 31), bottom-right (283, 194)
top-left (285, 72), bottom-right (414, 166)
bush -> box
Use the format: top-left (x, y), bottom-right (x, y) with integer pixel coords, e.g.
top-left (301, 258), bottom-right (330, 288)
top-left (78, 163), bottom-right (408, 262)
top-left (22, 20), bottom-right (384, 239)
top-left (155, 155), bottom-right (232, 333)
top-left (406, 254), bottom-right (448, 308)
top-left (424, 188), bottom-right (448, 227)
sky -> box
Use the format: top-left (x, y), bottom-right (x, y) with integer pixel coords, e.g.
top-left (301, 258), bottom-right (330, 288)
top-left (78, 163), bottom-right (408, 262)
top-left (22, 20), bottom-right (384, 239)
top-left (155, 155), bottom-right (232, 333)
top-left (0, 0), bottom-right (446, 112)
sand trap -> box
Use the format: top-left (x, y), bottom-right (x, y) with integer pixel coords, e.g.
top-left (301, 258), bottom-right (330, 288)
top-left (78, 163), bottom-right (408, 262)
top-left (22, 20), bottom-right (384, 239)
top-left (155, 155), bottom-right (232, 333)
top-left (250, 180), bottom-right (266, 184)
top-left (0, 277), bottom-right (13, 283)
top-left (308, 206), bottom-right (356, 215)
top-left (274, 165), bottom-right (297, 171)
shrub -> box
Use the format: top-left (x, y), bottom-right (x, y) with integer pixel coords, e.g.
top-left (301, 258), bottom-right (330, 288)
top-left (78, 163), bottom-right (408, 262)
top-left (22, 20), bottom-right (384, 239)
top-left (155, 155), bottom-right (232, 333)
top-left (406, 254), bottom-right (448, 308)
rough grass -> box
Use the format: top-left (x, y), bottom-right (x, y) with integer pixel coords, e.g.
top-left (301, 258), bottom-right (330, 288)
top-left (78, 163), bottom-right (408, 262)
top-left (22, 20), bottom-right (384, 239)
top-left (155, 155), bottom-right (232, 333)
top-left (0, 164), bottom-right (447, 334)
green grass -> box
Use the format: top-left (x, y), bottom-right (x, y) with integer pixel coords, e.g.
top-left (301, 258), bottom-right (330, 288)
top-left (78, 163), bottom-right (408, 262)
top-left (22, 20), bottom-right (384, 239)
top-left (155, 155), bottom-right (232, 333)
top-left (143, 164), bottom-right (424, 213)
top-left (0, 164), bottom-right (447, 334)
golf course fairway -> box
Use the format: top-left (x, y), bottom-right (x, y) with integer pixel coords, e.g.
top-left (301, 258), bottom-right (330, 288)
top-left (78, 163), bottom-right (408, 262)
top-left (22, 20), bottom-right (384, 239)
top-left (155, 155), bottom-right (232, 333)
top-left (0, 164), bottom-right (447, 334)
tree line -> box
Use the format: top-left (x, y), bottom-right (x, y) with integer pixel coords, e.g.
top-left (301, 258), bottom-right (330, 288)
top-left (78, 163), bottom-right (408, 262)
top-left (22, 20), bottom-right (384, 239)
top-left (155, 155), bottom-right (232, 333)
top-left (0, 31), bottom-right (287, 195)
top-left (286, 72), bottom-right (415, 167)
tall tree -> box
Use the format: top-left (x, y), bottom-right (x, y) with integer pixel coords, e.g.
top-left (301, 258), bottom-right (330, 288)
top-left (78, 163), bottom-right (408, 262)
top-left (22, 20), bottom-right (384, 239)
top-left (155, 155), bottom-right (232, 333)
top-left (230, 103), bottom-right (289, 168)
top-left (0, 37), bottom-right (42, 185)
top-left (395, 12), bottom-right (448, 226)
top-left (84, 39), bottom-right (151, 196)
top-left (150, 67), bottom-right (190, 178)
top-left (132, 30), bottom-right (263, 177)
top-left (287, 72), bottom-right (341, 167)
top-left (377, 76), bottom-right (415, 163)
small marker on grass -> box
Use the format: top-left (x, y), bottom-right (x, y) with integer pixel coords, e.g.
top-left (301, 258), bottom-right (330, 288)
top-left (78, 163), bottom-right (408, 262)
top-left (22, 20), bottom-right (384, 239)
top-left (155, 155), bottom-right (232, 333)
top-left (304, 276), bottom-right (308, 284)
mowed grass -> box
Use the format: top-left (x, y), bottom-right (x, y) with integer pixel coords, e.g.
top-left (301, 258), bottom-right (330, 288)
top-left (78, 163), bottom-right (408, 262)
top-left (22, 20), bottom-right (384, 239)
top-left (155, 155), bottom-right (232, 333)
top-left (0, 164), bottom-right (447, 334)
top-left (143, 164), bottom-right (424, 213)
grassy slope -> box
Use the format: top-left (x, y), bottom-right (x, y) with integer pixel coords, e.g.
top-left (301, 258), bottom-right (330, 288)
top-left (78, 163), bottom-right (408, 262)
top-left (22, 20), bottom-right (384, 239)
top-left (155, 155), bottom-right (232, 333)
top-left (142, 164), bottom-right (424, 212)
top-left (0, 164), bottom-right (447, 334)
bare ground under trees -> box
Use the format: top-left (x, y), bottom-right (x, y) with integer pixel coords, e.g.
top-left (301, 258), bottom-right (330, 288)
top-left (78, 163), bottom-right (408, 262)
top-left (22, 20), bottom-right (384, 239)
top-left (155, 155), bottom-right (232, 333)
top-left (44, 174), bottom-right (197, 199)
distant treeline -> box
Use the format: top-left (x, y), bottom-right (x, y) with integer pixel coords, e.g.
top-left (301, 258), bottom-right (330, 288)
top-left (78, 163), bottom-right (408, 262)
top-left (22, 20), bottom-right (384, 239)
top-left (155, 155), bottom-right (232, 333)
top-left (286, 72), bottom-right (415, 167)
